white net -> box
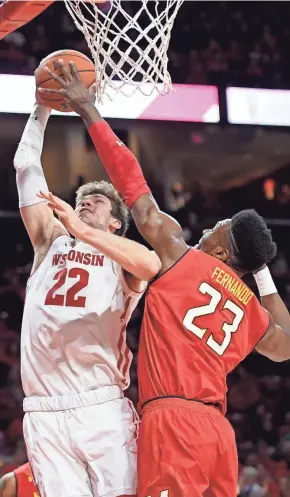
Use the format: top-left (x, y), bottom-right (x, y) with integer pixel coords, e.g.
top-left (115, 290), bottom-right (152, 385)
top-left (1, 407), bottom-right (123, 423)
top-left (64, 0), bottom-right (184, 101)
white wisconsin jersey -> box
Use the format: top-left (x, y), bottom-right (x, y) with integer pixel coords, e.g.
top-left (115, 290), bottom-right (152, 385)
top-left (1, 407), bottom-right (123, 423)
top-left (21, 235), bottom-right (145, 397)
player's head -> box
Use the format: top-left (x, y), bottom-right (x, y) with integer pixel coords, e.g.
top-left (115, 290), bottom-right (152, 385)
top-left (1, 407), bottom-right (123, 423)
top-left (197, 209), bottom-right (277, 273)
top-left (75, 180), bottom-right (129, 236)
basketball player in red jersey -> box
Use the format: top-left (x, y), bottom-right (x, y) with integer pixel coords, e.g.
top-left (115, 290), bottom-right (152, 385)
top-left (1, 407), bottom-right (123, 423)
top-left (40, 62), bottom-right (290, 497)
top-left (0, 463), bottom-right (38, 497)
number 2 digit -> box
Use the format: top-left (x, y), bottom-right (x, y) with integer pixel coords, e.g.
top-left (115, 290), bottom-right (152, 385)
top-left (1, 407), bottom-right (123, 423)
top-left (65, 268), bottom-right (89, 307)
top-left (45, 268), bottom-right (89, 308)
top-left (45, 268), bottom-right (67, 306)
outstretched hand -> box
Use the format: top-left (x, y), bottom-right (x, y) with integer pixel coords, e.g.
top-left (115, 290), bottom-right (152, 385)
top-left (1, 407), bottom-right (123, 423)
top-left (38, 191), bottom-right (84, 237)
top-left (38, 59), bottom-right (96, 115)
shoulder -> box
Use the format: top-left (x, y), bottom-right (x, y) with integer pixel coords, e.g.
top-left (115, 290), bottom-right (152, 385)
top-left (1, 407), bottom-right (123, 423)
top-left (29, 234), bottom-right (72, 281)
top-left (38, 234), bottom-right (73, 257)
top-left (152, 247), bottom-right (197, 284)
top-left (0, 473), bottom-right (17, 497)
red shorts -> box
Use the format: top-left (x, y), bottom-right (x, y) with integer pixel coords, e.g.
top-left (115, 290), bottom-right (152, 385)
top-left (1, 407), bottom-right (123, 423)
top-left (138, 398), bottom-right (238, 497)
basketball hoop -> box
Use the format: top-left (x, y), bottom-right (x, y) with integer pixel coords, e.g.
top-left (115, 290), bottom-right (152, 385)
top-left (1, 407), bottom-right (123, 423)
top-left (64, 0), bottom-right (184, 102)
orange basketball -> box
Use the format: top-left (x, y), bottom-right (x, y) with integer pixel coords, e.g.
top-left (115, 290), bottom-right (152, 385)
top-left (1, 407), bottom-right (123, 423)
top-left (35, 49), bottom-right (96, 112)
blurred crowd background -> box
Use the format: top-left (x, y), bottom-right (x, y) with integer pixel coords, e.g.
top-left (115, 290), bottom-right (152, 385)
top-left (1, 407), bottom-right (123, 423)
top-left (2, 2), bottom-right (290, 89)
top-left (1, 2), bottom-right (290, 496)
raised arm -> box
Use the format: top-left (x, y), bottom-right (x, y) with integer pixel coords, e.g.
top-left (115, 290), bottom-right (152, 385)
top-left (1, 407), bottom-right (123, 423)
top-left (254, 266), bottom-right (290, 361)
top-left (38, 191), bottom-right (161, 284)
top-left (84, 111), bottom-right (188, 266)
top-left (14, 102), bottom-right (66, 270)
top-left (38, 61), bottom-right (189, 268)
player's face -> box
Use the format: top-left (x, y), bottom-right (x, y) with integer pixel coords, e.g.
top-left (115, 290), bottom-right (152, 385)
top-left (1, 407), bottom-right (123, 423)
top-left (75, 194), bottom-right (121, 233)
top-left (196, 219), bottom-right (232, 262)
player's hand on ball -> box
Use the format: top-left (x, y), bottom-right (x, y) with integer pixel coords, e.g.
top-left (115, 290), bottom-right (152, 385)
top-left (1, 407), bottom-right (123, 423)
top-left (38, 59), bottom-right (96, 115)
top-left (38, 191), bottom-right (84, 237)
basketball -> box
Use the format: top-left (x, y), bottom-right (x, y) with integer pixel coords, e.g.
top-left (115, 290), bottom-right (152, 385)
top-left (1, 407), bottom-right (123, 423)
top-left (35, 49), bottom-right (96, 112)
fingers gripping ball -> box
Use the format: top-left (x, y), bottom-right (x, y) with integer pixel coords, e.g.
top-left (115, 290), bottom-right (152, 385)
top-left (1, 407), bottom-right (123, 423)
top-left (35, 49), bottom-right (96, 112)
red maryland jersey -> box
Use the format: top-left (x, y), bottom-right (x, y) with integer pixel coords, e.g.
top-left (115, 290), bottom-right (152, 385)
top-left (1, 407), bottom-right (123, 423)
top-left (138, 248), bottom-right (270, 413)
top-left (14, 463), bottom-right (38, 497)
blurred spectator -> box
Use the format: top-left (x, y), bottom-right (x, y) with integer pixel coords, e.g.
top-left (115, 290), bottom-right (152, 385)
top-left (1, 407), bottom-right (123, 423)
top-left (239, 466), bottom-right (268, 497)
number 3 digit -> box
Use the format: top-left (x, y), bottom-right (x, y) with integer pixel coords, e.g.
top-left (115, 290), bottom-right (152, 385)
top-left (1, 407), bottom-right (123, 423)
top-left (146, 491), bottom-right (169, 497)
top-left (183, 282), bottom-right (244, 356)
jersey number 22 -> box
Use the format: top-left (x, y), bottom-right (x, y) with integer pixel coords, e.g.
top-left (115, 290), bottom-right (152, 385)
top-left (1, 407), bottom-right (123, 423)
top-left (45, 268), bottom-right (89, 307)
top-left (183, 282), bottom-right (244, 356)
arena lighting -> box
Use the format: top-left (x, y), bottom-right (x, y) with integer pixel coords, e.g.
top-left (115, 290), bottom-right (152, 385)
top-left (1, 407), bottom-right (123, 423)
top-left (263, 178), bottom-right (276, 200)
top-left (0, 74), bottom-right (220, 122)
top-left (227, 87), bottom-right (290, 126)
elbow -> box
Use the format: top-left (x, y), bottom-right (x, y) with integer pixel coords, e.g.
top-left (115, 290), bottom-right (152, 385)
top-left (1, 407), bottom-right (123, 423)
top-left (147, 259), bottom-right (162, 281)
top-left (261, 349), bottom-right (290, 363)
top-left (270, 355), bottom-right (288, 363)
top-left (273, 351), bottom-right (290, 362)
top-left (139, 251), bottom-right (161, 281)
top-left (148, 251), bottom-right (162, 279)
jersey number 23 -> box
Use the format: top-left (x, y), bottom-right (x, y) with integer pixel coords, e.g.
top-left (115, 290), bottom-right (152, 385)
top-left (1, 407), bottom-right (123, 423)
top-left (183, 282), bottom-right (244, 356)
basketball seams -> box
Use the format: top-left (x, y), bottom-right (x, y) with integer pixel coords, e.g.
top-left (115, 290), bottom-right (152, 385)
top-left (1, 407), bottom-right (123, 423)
top-left (36, 69), bottom-right (95, 88)
top-left (38, 54), bottom-right (93, 72)
top-left (39, 51), bottom-right (92, 67)
top-left (35, 50), bottom-right (95, 111)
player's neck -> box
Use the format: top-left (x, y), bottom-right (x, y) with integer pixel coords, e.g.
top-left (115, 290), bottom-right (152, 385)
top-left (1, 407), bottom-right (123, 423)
top-left (227, 264), bottom-right (245, 279)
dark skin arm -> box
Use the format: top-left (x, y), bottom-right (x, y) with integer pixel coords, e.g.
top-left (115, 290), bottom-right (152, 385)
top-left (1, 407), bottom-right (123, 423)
top-left (256, 309), bottom-right (290, 362)
top-left (249, 262), bottom-right (290, 361)
top-left (74, 105), bottom-right (188, 267)
top-left (129, 193), bottom-right (188, 269)
top-left (84, 108), bottom-right (189, 267)
top-left (39, 61), bottom-right (189, 271)
top-left (256, 293), bottom-right (290, 361)
top-left (260, 293), bottom-right (290, 331)
top-left (0, 473), bottom-right (17, 497)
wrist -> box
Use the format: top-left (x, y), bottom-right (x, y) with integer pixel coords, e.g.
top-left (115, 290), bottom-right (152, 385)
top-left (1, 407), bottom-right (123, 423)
top-left (33, 102), bottom-right (51, 114)
top-left (70, 219), bottom-right (85, 239)
top-left (253, 266), bottom-right (277, 297)
top-left (79, 102), bottom-right (102, 126)
top-left (32, 104), bottom-right (51, 128)
top-left (71, 217), bottom-right (94, 240)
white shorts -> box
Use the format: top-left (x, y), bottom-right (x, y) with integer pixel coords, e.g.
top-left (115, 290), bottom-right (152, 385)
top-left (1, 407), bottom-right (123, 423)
top-left (23, 385), bottom-right (138, 497)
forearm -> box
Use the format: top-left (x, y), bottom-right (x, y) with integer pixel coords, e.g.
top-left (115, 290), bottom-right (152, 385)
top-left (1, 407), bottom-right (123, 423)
top-left (261, 294), bottom-right (290, 332)
top-left (254, 266), bottom-right (290, 360)
top-left (14, 103), bottom-right (50, 207)
top-left (74, 222), bottom-right (160, 281)
top-left (80, 103), bottom-right (150, 209)
top-left (254, 266), bottom-right (290, 331)
top-left (79, 103), bottom-right (185, 259)
top-left (79, 102), bottom-right (103, 127)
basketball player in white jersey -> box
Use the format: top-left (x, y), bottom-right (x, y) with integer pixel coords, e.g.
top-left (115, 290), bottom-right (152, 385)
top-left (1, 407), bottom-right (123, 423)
top-left (14, 97), bottom-right (161, 497)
